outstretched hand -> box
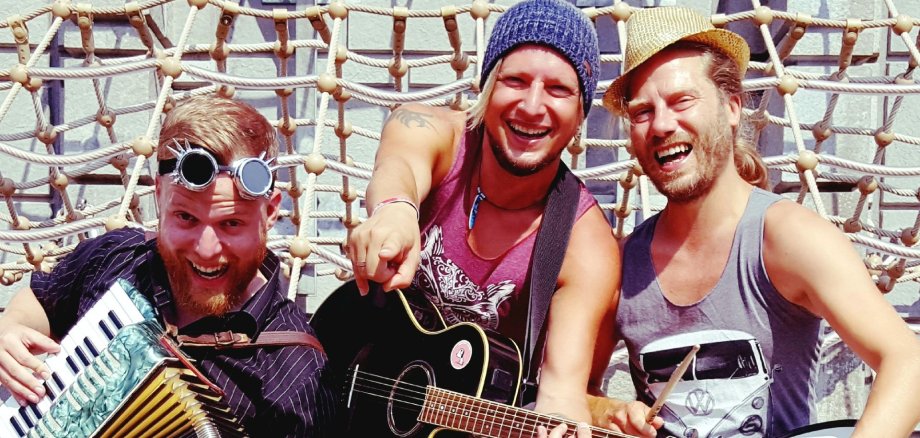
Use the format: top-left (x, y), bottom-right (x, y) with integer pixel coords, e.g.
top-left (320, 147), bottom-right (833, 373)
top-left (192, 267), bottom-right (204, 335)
top-left (0, 321), bottom-right (59, 406)
top-left (589, 395), bottom-right (662, 438)
top-left (346, 202), bottom-right (421, 294)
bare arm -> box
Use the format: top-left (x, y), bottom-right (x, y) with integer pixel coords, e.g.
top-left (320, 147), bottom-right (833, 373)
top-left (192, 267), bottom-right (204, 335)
top-left (533, 206), bottom-right (620, 423)
top-left (0, 287), bottom-right (59, 405)
top-left (347, 104), bottom-right (465, 293)
top-left (764, 201), bottom-right (920, 437)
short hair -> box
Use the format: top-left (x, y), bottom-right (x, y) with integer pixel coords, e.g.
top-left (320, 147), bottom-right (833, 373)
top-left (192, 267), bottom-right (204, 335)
top-left (157, 95), bottom-right (278, 165)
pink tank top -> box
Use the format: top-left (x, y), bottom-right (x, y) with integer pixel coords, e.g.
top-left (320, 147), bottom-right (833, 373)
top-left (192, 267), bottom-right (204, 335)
top-left (410, 128), bottom-right (596, 343)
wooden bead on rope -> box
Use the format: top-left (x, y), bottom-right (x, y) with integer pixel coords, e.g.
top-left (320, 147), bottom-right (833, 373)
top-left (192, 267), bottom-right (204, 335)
top-left (276, 87), bottom-right (294, 97)
top-left (110, 153), bottom-right (129, 171)
top-left (317, 73), bottom-right (337, 94)
top-left (470, 0), bottom-right (490, 20)
top-left (342, 215), bottom-right (361, 229)
top-left (631, 162), bottom-right (645, 177)
top-left (273, 40), bottom-right (295, 58)
top-left (611, 2), bottom-right (631, 22)
top-left (162, 95), bottom-right (176, 113)
top-left (278, 117), bottom-right (297, 137)
top-left (710, 13), bottom-right (728, 28)
top-left (217, 85), bottom-right (235, 98)
top-left (843, 218), bottom-right (861, 233)
top-left (334, 88), bottom-right (351, 103)
top-left (51, 173), bottom-right (68, 190)
top-left (1, 272), bottom-right (15, 286)
top-left (874, 129), bottom-right (894, 148)
top-left (36, 127), bottom-right (57, 145)
top-left (335, 268), bottom-right (350, 281)
top-left (52, 0), bottom-right (72, 19)
top-left (159, 58), bottom-right (182, 79)
top-left (876, 273), bottom-right (894, 293)
top-left (336, 46), bottom-right (348, 64)
top-left (288, 183), bottom-right (303, 198)
top-left (893, 15), bottom-right (913, 35)
top-left (857, 175), bottom-right (877, 194)
top-left (388, 59), bottom-right (408, 78)
top-left (289, 237), bottom-right (311, 259)
top-left (615, 204), bottom-right (633, 219)
top-left (187, 0), bottom-right (208, 9)
top-left (24, 77), bottom-right (42, 92)
top-left (105, 215), bottom-right (126, 231)
top-left (27, 250), bottom-right (44, 267)
top-left (567, 138), bottom-right (585, 155)
top-left (9, 64), bottom-right (29, 85)
top-left (327, 2), bottom-right (348, 19)
top-left (340, 186), bottom-right (357, 203)
top-left (209, 43), bottom-right (230, 61)
top-left (131, 136), bottom-right (154, 157)
top-left (335, 120), bottom-right (353, 139)
top-left (795, 150), bottom-right (818, 172)
top-left (619, 172), bottom-right (637, 190)
top-left (15, 217), bottom-right (31, 231)
top-left (753, 6), bottom-right (773, 25)
top-left (901, 228), bottom-right (919, 246)
top-left (777, 75), bottom-right (798, 95)
top-left (0, 178), bottom-right (16, 196)
top-left (811, 123), bottom-right (831, 142)
top-left (97, 110), bottom-right (116, 128)
top-left (305, 153), bottom-right (326, 175)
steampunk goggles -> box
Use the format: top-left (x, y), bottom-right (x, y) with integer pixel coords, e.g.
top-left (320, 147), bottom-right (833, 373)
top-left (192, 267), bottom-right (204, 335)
top-left (158, 140), bottom-right (276, 200)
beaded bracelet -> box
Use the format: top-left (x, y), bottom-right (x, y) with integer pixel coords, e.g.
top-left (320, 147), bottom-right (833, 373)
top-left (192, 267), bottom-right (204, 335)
top-left (372, 197), bottom-right (420, 221)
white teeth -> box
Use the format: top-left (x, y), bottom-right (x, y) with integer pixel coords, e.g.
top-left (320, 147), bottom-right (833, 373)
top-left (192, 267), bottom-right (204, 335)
top-left (508, 122), bottom-right (550, 136)
top-left (656, 144), bottom-right (691, 160)
top-left (191, 262), bottom-right (226, 274)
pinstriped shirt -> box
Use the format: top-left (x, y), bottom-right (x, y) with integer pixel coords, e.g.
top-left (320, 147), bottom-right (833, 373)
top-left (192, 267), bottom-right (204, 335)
top-left (31, 227), bottom-right (341, 437)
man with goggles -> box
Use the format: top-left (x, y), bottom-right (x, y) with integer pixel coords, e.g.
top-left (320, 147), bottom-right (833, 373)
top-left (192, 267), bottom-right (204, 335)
top-left (158, 140), bottom-right (276, 200)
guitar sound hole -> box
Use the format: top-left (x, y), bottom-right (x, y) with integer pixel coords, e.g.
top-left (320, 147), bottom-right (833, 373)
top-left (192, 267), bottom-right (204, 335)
top-left (387, 361), bottom-right (434, 437)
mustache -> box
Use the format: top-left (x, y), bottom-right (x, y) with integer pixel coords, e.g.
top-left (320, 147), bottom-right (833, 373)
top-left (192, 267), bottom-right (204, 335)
top-left (651, 132), bottom-right (695, 150)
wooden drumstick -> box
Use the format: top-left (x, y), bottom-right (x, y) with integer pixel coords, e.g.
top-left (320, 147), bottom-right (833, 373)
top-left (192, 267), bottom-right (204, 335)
top-left (646, 344), bottom-right (700, 424)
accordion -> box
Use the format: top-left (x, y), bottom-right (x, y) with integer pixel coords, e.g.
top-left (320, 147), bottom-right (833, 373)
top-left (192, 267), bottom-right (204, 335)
top-left (0, 280), bottom-right (248, 438)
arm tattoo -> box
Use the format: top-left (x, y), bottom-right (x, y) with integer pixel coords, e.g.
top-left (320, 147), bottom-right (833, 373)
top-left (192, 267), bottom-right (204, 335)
top-left (391, 108), bottom-right (438, 132)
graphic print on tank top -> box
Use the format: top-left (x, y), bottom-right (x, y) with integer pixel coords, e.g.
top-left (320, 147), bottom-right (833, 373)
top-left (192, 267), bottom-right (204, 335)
top-left (410, 225), bottom-right (515, 329)
top-left (641, 330), bottom-right (774, 438)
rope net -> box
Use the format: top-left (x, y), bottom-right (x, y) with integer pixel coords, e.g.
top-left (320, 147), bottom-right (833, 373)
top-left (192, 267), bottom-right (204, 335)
top-left (0, 0), bottom-right (918, 309)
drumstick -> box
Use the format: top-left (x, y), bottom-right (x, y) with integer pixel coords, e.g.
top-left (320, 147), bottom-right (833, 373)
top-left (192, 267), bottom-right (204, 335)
top-left (646, 344), bottom-right (700, 424)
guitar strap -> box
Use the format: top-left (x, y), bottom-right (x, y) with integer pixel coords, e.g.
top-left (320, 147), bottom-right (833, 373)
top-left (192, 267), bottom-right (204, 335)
top-left (519, 162), bottom-right (581, 405)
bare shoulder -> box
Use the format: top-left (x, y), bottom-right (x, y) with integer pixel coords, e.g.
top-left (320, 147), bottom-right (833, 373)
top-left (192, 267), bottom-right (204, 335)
top-left (763, 199), bottom-right (849, 250)
top-left (559, 205), bottom-right (620, 288)
top-left (386, 103), bottom-right (465, 135)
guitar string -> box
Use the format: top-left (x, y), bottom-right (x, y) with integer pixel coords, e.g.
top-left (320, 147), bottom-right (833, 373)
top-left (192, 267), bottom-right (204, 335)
top-left (345, 368), bottom-right (635, 438)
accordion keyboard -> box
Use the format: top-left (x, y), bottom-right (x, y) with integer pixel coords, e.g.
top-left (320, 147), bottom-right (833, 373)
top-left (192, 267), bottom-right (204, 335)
top-left (0, 283), bottom-right (145, 437)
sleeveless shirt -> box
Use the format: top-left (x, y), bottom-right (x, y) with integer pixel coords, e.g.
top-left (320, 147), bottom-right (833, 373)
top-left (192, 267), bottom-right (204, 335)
top-left (617, 188), bottom-right (822, 438)
top-left (409, 127), bottom-right (596, 347)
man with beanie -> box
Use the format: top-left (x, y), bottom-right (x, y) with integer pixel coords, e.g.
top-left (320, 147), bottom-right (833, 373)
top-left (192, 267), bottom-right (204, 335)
top-left (593, 6), bottom-right (920, 438)
top-left (345, 0), bottom-right (619, 433)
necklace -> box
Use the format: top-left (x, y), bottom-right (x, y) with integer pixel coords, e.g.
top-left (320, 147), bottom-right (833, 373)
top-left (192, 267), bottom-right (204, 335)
top-left (467, 163), bottom-right (547, 230)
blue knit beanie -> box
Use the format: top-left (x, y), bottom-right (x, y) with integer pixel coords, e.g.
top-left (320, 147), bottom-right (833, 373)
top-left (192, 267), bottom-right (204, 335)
top-left (480, 0), bottom-right (600, 116)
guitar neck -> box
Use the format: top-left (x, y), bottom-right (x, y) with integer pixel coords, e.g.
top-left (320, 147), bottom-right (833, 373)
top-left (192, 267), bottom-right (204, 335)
top-left (419, 386), bottom-right (636, 438)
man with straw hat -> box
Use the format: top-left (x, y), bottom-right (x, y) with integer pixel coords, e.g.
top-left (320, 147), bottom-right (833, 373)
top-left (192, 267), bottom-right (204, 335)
top-left (593, 6), bottom-right (920, 438)
top-left (342, 0), bottom-right (616, 436)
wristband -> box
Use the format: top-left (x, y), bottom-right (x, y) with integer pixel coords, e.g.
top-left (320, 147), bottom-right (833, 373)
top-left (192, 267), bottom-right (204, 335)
top-left (372, 197), bottom-right (420, 221)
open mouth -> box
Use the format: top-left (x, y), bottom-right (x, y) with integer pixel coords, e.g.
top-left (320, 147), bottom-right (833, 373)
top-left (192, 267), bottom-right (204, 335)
top-left (507, 121), bottom-right (550, 139)
top-left (655, 143), bottom-right (693, 166)
top-left (190, 261), bottom-right (228, 279)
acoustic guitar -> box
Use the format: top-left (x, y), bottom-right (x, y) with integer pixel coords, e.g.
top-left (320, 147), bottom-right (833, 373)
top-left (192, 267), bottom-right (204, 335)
top-left (311, 284), bottom-right (636, 437)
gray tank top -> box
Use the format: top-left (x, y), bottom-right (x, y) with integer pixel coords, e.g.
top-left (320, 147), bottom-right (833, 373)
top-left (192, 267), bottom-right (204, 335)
top-left (617, 188), bottom-right (821, 438)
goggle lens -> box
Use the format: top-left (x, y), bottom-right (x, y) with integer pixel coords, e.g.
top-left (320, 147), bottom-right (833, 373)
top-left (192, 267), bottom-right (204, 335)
top-left (179, 152), bottom-right (217, 187)
top-left (237, 159), bottom-right (272, 197)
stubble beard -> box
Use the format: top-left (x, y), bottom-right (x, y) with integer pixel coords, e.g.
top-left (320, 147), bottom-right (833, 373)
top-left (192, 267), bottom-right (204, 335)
top-left (486, 127), bottom-right (562, 177)
top-left (157, 231), bottom-right (267, 317)
top-left (645, 116), bottom-right (734, 204)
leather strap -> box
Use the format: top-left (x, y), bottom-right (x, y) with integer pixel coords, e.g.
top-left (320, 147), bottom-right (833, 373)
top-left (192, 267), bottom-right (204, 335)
top-left (177, 330), bottom-right (325, 352)
top-left (520, 162), bottom-right (580, 404)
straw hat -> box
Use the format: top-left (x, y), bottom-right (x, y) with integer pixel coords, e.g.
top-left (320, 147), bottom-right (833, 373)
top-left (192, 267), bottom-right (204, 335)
top-left (603, 7), bottom-right (750, 116)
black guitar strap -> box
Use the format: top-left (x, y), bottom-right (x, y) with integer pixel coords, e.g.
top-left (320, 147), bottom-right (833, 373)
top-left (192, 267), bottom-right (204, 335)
top-left (519, 162), bottom-right (581, 405)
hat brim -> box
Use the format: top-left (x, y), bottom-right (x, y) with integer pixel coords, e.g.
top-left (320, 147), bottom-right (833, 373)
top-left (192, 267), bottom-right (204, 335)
top-left (603, 28), bottom-right (750, 117)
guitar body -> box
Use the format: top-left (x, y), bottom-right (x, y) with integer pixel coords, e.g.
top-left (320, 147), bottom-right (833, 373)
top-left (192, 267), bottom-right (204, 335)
top-left (311, 283), bottom-right (523, 437)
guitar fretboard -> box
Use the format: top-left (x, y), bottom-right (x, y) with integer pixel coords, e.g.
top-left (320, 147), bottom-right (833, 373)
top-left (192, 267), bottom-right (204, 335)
top-left (419, 386), bottom-right (635, 438)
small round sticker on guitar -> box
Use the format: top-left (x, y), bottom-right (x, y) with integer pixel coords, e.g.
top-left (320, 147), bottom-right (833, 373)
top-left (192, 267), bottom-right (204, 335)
top-left (450, 340), bottom-right (473, 370)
